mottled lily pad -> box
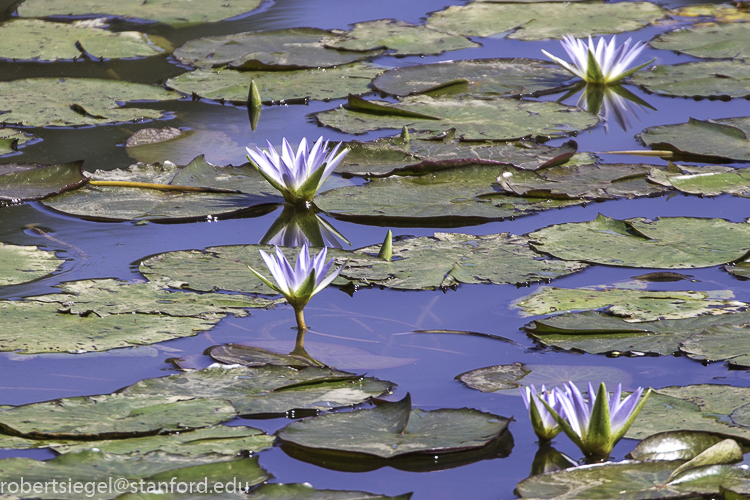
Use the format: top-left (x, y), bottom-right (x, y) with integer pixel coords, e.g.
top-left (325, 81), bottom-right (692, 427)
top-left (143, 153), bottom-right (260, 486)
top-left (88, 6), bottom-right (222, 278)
top-left (175, 28), bottom-right (384, 70)
top-left (0, 19), bottom-right (162, 61)
top-left (166, 63), bottom-right (383, 103)
top-left (0, 129), bottom-right (33, 156)
top-left (16, 0), bottom-right (264, 26)
top-left (0, 78), bottom-right (178, 127)
top-left (426, 2), bottom-right (665, 40)
top-left (679, 325), bottom-right (750, 368)
top-left (277, 394), bottom-right (509, 459)
top-left (0, 161), bottom-right (88, 201)
top-left (316, 94), bottom-right (599, 140)
top-left (42, 156), bottom-right (281, 222)
top-left (639, 117), bottom-right (750, 162)
top-left (648, 164), bottom-right (750, 197)
top-left (650, 23), bottom-right (750, 60)
top-left (515, 287), bottom-right (745, 322)
top-left (633, 61), bottom-right (750, 99)
top-left (324, 19), bottom-right (478, 56)
top-left (372, 58), bottom-right (572, 98)
top-left (670, 3), bottom-right (750, 23)
top-left (529, 214), bottom-right (750, 268)
top-left (0, 243), bottom-right (62, 286)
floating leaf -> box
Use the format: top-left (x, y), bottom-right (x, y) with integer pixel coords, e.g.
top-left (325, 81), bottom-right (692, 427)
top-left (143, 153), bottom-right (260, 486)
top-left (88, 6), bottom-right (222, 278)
top-left (679, 324), bottom-right (750, 368)
top-left (125, 127), bottom-right (184, 148)
top-left (277, 394), bottom-right (509, 459)
top-left (633, 61), bottom-right (750, 99)
top-left (324, 19), bottom-right (478, 56)
top-left (0, 19), bottom-right (161, 61)
top-left (630, 430), bottom-right (743, 461)
top-left (16, 0), bottom-right (264, 26)
top-left (515, 287), bottom-right (745, 322)
top-left (0, 78), bottom-right (178, 127)
top-left (670, 4), bottom-right (750, 23)
top-left (426, 2), bottom-right (665, 40)
top-left (372, 58), bottom-right (572, 98)
top-left (648, 164), bottom-right (750, 197)
top-left (125, 130), bottom-right (239, 165)
top-left (0, 161), bottom-right (88, 202)
top-left (529, 214), bottom-right (750, 268)
top-left (174, 28), bottom-right (384, 70)
top-left (167, 63), bottom-right (384, 103)
top-left (0, 128), bottom-right (33, 156)
top-left (0, 243), bottom-right (62, 286)
top-left (650, 23), bottom-right (750, 60)
top-left (639, 117), bottom-right (750, 162)
top-left (42, 156), bottom-right (281, 222)
top-left (119, 483), bottom-right (413, 500)
top-left (316, 94), bottom-right (599, 140)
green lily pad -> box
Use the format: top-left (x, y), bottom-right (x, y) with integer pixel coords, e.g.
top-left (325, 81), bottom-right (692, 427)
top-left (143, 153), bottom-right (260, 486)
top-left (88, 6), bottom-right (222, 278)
top-left (0, 129), bottom-right (33, 156)
top-left (0, 394), bottom-right (236, 439)
top-left (0, 161), bottom-right (88, 201)
top-left (125, 129), bottom-right (242, 166)
top-left (316, 94), bottom-right (598, 140)
top-left (42, 156), bottom-right (281, 222)
top-left (121, 364), bottom-right (394, 416)
top-left (0, 78), bottom-right (178, 127)
top-left (456, 363), bottom-right (631, 393)
top-left (529, 214), bottom-right (750, 268)
top-left (277, 394), bottom-right (509, 459)
top-left (174, 28), bottom-right (384, 70)
top-left (426, 2), bottom-right (665, 40)
top-left (647, 164), bottom-right (750, 197)
top-left (341, 232), bottom-right (587, 289)
top-left (630, 431), bottom-right (747, 461)
top-left (670, 3), bottom-right (750, 23)
top-left (650, 23), bottom-right (750, 60)
top-left (516, 459), bottom-right (750, 499)
top-left (639, 117), bottom-right (750, 162)
top-left (324, 19), bottom-right (478, 56)
top-left (679, 324), bottom-right (750, 368)
top-left (0, 19), bottom-right (161, 61)
top-left (498, 163), bottom-right (670, 200)
top-left (632, 61), bottom-right (750, 99)
top-left (372, 58), bottom-right (572, 98)
top-left (119, 483), bottom-right (412, 500)
top-left (167, 63), bottom-right (384, 103)
top-left (16, 0), bottom-right (264, 26)
top-left (0, 243), bottom-right (62, 286)
top-left (316, 164), bottom-right (585, 225)
top-left (515, 287), bottom-right (745, 322)
top-left (125, 127), bottom-right (184, 147)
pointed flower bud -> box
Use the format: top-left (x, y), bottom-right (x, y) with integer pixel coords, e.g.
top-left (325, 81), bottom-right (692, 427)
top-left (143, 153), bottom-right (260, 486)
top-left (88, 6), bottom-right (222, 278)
top-left (521, 384), bottom-right (567, 441)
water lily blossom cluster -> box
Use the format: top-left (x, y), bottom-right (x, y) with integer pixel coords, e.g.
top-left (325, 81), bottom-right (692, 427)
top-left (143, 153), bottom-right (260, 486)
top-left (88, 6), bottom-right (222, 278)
top-left (248, 243), bottom-right (344, 330)
top-left (542, 35), bottom-right (654, 84)
top-left (521, 384), bottom-right (566, 441)
top-left (538, 381), bottom-right (651, 458)
top-left (246, 136), bottom-right (349, 205)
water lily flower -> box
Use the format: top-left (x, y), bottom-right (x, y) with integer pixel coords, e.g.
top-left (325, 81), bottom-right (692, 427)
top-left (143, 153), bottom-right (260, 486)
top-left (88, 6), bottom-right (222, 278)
top-left (521, 384), bottom-right (567, 441)
top-left (246, 136), bottom-right (349, 206)
top-left (248, 243), bottom-right (344, 330)
top-left (542, 35), bottom-right (655, 84)
top-left (543, 381), bottom-right (651, 458)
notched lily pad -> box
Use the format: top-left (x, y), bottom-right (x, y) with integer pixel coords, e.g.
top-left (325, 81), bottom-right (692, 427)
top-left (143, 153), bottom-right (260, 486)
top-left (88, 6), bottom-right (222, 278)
top-left (0, 129), bottom-right (34, 156)
top-left (175, 28), bottom-right (385, 70)
top-left (639, 117), bottom-right (750, 162)
top-left (277, 394), bottom-right (509, 459)
top-left (633, 61), bottom-right (750, 99)
top-left (0, 243), bottom-right (63, 286)
top-left (650, 23), bottom-right (750, 60)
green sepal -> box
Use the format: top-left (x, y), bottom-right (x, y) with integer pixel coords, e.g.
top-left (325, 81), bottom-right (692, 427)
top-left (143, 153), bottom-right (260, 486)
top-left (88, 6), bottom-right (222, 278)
top-left (247, 266), bottom-right (285, 296)
top-left (529, 397), bottom-right (561, 441)
top-left (295, 162), bottom-right (328, 204)
top-left (586, 382), bottom-right (613, 458)
top-left (612, 388), bottom-right (651, 443)
top-left (585, 49), bottom-right (605, 84)
top-left (290, 269), bottom-right (317, 309)
top-left (611, 58), bottom-right (656, 83)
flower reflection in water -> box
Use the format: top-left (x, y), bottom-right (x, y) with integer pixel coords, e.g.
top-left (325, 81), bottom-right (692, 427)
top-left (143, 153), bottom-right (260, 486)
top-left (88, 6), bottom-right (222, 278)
top-left (558, 82), bottom-right (655, 132)
top-left (261, 204), bottom-right (350, 249)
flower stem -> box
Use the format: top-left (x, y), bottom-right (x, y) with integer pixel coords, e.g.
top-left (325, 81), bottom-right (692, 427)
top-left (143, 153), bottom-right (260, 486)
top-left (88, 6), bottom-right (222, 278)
top-left (294, 306), bottom-right (307, 331)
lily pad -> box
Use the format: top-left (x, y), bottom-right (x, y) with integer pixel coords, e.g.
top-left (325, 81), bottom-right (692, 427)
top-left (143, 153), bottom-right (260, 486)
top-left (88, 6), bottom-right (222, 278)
top-left (125, 127), bottom-right (184, 147)
top-left (119, 483), bottom-right (412, 500)
top-left (167, 63), bottom-right (383, 103)
top-left (0, 19), bottom-right (161, 61)
top-left (515, 287), bottom-right (745, 322)
top-left (125, 129), bottom-right (241, 166)
top-left (16, 0), bottom-right (264, 26)
top-left (0, 243), bottom-right (62, 286)
top-left (42, 156), bottom-right (281, 222)
top-left (372, 58), bottom-right (572, 98)
top-left (650, 23), bottom-right (750, 60)
top-left (174, 28), bottom-right (384, 70)
top-left (121, 364), bottom-right (394, 417)
top-left (426, 2), bottom-right (665, 40)
top-left (630, 431), bottom-right (747, 461)
top-left (639, 117), bottom-right (750, 162)
top-left (0, 129), bottom-right (33, 156)
top-left (670, 4), bottom-right (750, 23)
top-left (632, 61), bottom-right (750, 99)
top-left (679, 324), bottom-right (750, 368)
top-left (529, 214), bottom-right (750, 268)
top-left (0, 78), bottom-right (178, 127)
top-left (316, 94), bottom-right (599, 141)
top-left (277, 394), bottom-right (509, 459)
top-left (0, 161), bottom-right (88, 202)
top-left (648, 164), bottom-right (750, 197)
top-left (324, 19), bottom-right (478, 56)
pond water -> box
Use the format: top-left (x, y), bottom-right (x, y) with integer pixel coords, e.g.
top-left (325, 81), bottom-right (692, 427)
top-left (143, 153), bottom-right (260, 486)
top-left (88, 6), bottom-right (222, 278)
top-left (2, 0), bottom-right (750, 498)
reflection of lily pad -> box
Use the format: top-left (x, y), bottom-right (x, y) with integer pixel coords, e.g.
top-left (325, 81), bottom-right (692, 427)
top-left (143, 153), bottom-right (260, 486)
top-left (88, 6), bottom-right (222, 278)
top-left (0, 243), bottom-right (62, 286)
top-left (125, 130), bottom-right (240, 166)
top-left (42, 156), bottom-right (281, 222)
top-left (166, 63), bottom-right (383, 103)
top-left (0, 78), bottom-right (178, 127)
top-left (175, 28), bottom-right (384, 70)
top-left (277, 394), bottom-right (509, 459)
top-left (373, 59), bottom-right (572, 98)
top-left (650, 23), bottom-right (750, 60)
top-left (639, 117), bottom-right (750, 162)
top-left (324, 19), bottom-right (478, 56)
top-left (529, 214), bottom-right (750, 268)
top-left (316, 94), bottom-right (598, 140)
top-left (426, 2), bottom-right (665, 40)
top-left (0, 19), bottom-right (161, 61)
top-left (633, 61), bottom-right (750, 99)
top-left (16, 0), bottom-right (264, 26)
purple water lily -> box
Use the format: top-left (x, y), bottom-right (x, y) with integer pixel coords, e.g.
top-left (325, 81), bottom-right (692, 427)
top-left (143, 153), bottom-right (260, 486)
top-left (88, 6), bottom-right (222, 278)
top-left (521, 384), bottom-right (567, 441)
